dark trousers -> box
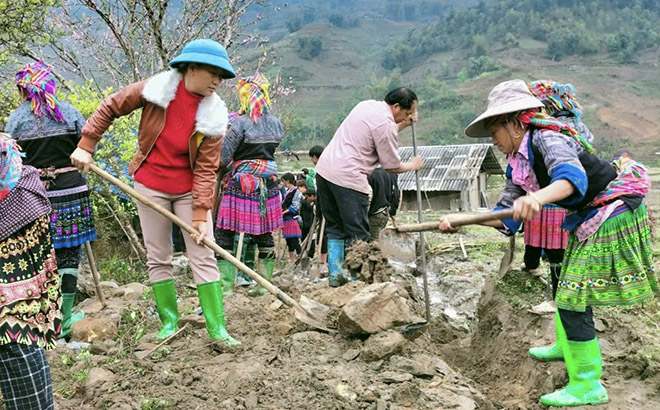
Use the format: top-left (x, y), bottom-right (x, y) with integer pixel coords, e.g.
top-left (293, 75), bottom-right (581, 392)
top-left (301, 226), bottom-right (314, 257)
top-left (368, 211), bottom-right (389, 242)
top-left (55, 247), bottom-right (81, 293)
top-left (0, 344), bottom-right (54, 410)
top-left (523, 246), bottom-right (564, 270)
top-left (316, 174), bottom-right (370, 243)
top-left (525, 246), bottom-right (564, 298)
top-left (214, 229), bottom-right (274, 251)
top-left (172, 223), bottom-right (186, 253)
top-left (559, 307), bottom-right (596, 342)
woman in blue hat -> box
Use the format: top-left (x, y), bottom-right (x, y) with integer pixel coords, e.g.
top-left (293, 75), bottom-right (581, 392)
top-left (70, 39), bottom-right (240, 345)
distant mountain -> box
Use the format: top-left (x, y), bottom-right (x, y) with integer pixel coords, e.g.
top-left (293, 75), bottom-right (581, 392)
top-left (255, 0), bottom-right (660, 161)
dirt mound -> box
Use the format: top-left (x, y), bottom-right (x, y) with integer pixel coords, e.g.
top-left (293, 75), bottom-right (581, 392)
top-left (345, 241), bottom-right (395, 283)
top-left (50, 272), bottom-right (494, 410)
top-left (50, 229), bottom-right (660, 410)
top-left (437, 275), bottom-right (660, 410)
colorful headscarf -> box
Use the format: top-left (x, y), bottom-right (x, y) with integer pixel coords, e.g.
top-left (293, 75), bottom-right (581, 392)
top-left (0, 133), bottom-right (24, 202)
top-left (528, 80), bottom-right (583, 121)
top-left (237, 72), bottom-right (271, 122)
top-left (517, 109), bottom-right (594, 154)
top-left (15, 61), bottom-right (65, 123)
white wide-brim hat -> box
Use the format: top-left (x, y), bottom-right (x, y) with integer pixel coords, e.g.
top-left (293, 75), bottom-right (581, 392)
top-left (465, 79), bottom-right (544, 137)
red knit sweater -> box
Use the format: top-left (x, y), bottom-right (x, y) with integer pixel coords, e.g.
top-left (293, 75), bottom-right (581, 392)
top-left (134, 81), bottom-right (202, 194)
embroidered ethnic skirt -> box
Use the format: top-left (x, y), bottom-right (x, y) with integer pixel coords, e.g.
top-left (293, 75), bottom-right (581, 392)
top-left (555, 204), bottom-right (658, 312)
top-left (0, 215), bottom-right (61, 349)
top-left (523, 204), bottom-right (569, 249)
top-left (217, 184), bottom-right (283, 236)
top-left (282, 217), bottom-right (302, 239)
top-left (47, 186), bottom-right (96, 249)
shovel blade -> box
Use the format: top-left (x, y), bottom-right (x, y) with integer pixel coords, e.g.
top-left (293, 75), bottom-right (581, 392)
top-left (498, 235), bottom-right (515, 276)
top-left (379, 228), bottom-right (417, 263)
top-left (296, 295), bottom-right (335, 333)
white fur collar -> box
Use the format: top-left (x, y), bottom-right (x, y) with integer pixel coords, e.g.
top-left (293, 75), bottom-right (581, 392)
top-left (142, 70), bottom-right (228, 138)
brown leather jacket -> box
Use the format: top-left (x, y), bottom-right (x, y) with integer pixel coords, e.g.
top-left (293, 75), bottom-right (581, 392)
top-left (79, 70), bottom-right (229, 221)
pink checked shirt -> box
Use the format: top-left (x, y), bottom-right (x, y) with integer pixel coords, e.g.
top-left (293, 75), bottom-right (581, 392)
top-left (316, 100), bottom-right (401, 195)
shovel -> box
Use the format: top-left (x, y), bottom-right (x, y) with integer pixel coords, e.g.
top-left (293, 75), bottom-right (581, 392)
top-left (89, 164), bottom-right (333, 332)
top-left (380, 210), bottom-right (514, 263)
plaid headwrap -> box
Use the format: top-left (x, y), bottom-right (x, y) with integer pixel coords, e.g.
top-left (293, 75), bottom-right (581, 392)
top-left (238, 72), bottom-right (271, 122)
top-left (0, 133), bottom-right (24, 202)
top-left (517, 109), bottom-right (594, 154)
top-left (528, 80), bottom-right (583, 121)
top-left (14, 61), bottom-right (65, 123)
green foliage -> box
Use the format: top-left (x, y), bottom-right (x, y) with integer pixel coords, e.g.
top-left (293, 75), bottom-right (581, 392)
top-left (458, 56), bottom-right (500, 79)
top-left (381, 44), bottom-right (414, 72)
top-left (328, 13), bottom-right (359, 28)
top-left (382, 0), bottom-right (660, 69)
top-left (141, 398), bottom-right (173, 410)
top-left (384, 0), bottom-right (450, 22)
top-left (297, 36), bottom-right (323, 60)
top-left (287, 14), bottom-right (303, 32)
top-left (116, 307), bottom-right (147, 359)
top-left (0, 0), bottom-right (60, 64)
top-left (53, 349), bottom-right (93, 399)
top-left (415, 76), bottom-right (480, 145)
top-left (0, 77), bottom-right (21, 130)
top-left (98, 255), bottom-right (146, 285)
top-left (472, 34), bottom-right (487, 57)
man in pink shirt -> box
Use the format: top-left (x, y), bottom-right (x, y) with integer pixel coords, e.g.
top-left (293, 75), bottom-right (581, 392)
top-left (315, 87), bottom-right (423, 287)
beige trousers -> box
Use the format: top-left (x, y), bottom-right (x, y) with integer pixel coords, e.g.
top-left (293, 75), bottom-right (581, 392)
top-left (134, 181), bottom-right (219, 285)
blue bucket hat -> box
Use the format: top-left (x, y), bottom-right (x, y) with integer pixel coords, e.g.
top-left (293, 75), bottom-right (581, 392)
top-left (168, 39), bottom-right (236, 79)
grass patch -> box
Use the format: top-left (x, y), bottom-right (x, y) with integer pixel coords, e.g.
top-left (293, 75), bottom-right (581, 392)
top-left (141, 398), bottom-right (174, 410)
top-left (98, 255), bottom-right (147, 285)
top-left (53, 349), bottom-right (94, 399)
top-left (497, 270), bottom-right (547, 309)
top-left (115, 307), bottom-right (148, 359)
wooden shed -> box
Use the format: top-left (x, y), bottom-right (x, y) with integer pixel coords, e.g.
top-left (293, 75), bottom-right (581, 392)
top-left (398, 144), bottom-right (504, 211)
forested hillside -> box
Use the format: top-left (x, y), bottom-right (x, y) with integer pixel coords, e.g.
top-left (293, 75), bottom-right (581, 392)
top-left (256, 0), bottom-right (660, 162)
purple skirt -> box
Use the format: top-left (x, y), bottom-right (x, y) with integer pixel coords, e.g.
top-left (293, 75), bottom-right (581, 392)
top-left (282, 218), bottom-right (301, 238)
top-left (216, 185), bottom-right (283, 235)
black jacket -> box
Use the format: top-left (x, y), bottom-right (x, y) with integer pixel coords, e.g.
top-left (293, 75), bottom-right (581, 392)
top-left (367, 168), bottom-right (399, 216)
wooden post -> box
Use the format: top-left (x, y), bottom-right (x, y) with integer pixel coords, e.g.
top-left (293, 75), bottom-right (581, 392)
top-left (84, 242), bottom-right (106, 307)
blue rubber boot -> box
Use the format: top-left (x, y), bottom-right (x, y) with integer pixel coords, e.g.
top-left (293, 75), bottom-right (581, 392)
top-left (328, 239), bottom-right (348, 287)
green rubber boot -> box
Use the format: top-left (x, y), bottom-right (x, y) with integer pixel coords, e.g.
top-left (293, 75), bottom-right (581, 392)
top-left (151, 279), bottom-right (179, 339)
top-left (218, 259), bottom-right (236, 296)
top-left (248, 249), bottom-right (274, 297)
top-left (59, 293), bottom-right (85, 340)
top-left (234, 235), bottom-right (255, 286)
top-left (197, 281), bottom-right (240, 345)
top-left (540, 338), bottom-right (609, 407)
top-left (237, 241), bottom-right (257, 286)
top-left (529, 311), bottom-right (566, 361)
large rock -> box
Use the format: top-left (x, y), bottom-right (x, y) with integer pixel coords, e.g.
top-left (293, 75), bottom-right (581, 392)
top-left (179, 314), bottom-right (206, 329)
top-left (361, 330), bottom-right (406, 362)
top-left (77, 298), bottom-right (105, 315)
top-left (311, 281), bottom-right (367, 309)
top-left (85, 367), bottom-right (115, 399)
top-left (172, 255), bottom-right (191, 276)
top-left (71, 317), bottom-right (118, 343)
top-left (338, 282), bottom-right (425, 335)
top-left (389, 354), bottom-right (436, 377)
top-left (114, 282), bottom-right (149, 300)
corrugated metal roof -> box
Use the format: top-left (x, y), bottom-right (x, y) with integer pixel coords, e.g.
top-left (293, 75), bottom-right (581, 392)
top-left (398, 144), bottom-right (504, 192)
